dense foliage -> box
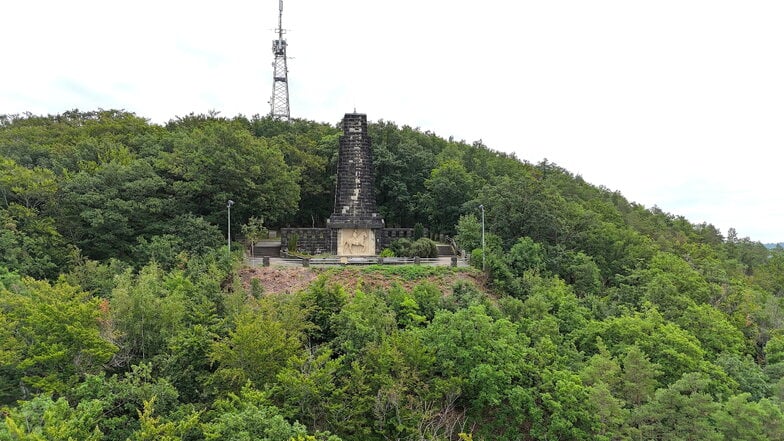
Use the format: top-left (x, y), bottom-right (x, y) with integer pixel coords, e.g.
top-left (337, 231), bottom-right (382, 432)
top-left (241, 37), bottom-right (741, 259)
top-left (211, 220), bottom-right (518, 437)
top-left (2, 109), bottom-right (784, 440)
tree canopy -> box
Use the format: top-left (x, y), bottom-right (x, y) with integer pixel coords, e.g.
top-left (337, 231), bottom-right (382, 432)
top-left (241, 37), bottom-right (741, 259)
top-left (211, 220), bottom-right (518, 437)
top-left (1, 109), bottom-right (783, 440)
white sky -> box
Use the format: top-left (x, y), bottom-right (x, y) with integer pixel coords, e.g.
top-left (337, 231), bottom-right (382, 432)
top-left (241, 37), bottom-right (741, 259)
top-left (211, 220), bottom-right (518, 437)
top-left (2, 1), bottom-right (783, 243)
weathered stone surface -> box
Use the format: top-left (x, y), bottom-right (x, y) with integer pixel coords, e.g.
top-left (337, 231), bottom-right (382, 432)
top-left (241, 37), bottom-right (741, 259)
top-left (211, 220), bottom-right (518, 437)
top-left (281, 226), bottom-right (417, 255)
top-left (280, 113), bottom-right (422, 256)
top-left (337, 228), bottom-right (375, 256)
top-left (328, 113), bottom-right (384, 230)
top-left (329, 113), bottom-right (384, 256)
top-left (281, 228), bottom-right (329, 254)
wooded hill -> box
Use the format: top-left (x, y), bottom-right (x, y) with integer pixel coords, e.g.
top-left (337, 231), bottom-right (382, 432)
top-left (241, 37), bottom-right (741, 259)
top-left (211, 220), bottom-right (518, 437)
top-left (1, 110), bottom-right (784, 440)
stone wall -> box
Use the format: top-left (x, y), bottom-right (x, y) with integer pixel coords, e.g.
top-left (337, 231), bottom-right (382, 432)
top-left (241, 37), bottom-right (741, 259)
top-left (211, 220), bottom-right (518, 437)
top-left (280, 227), bottom-right (426, 255)
top-left (280, 228), bottom-right (330, 255)
top-left (379, 228), bottom-right (416, 249)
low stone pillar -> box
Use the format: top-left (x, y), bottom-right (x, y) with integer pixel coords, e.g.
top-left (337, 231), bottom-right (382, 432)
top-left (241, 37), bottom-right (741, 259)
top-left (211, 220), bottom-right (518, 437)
top-left (414, 256), bottom-right (420, 265)
top-left (378, 257), bottom-right (384, 264)
top-left (451, 256), bottom-right (458, 267)
top-left (303, 258), bottom-right (310, 267)
top-left (263, 256), bottom-right (270, 267)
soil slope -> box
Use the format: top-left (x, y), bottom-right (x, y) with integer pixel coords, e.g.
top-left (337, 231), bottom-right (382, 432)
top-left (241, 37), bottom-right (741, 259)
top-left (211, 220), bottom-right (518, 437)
top-left (238, 265), bottom-right (486, 295)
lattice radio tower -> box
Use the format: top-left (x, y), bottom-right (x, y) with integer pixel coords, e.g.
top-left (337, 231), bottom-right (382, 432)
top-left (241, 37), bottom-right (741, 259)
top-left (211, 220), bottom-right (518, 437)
top-left (269, 0), bottom-right (290, 121)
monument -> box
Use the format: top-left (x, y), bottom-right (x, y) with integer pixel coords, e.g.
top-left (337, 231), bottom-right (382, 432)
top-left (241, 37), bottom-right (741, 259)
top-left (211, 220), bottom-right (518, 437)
top-left (280, 113), bottom-right (416, 256)
top-left (328, 113), bottom-right (384, 256)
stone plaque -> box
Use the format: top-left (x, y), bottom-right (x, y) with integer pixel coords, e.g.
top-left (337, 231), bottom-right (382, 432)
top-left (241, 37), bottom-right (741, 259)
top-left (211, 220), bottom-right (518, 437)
top-left (337, 228), bottom-right (375, 256)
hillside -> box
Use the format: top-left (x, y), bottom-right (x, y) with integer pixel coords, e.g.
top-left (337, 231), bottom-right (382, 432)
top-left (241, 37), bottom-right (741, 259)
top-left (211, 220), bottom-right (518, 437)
top-left (239, 265), bottom-right (485, 296)
top-left (2, 109), bottom-right (784, 440)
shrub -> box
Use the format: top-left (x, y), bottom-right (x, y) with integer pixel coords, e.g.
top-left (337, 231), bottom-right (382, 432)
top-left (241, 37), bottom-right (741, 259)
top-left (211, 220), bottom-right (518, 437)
top-left (390, 238), bottom-right (413, 257)
top-left (409, 238), bottom-right (439, 258)
top-left (288, 234), bottom-right (300, 252)
top-left (379, 248), bottom-right (395, 258)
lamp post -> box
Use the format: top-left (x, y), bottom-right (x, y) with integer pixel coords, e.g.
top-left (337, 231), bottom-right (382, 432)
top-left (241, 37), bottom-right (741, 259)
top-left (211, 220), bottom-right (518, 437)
top-left (227, 200), bottom-right (234, 257)
top-left (479, 204), bottom-right (485, 271)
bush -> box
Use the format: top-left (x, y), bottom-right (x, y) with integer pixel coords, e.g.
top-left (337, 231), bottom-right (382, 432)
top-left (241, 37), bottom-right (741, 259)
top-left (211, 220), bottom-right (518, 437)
top-left (389, 238), bottom-right (438, 258)
top-left (379, 248), bottom-right (395, 258)
top-left (390, 238), bottom-right (413, 257)
top-left (409, 238), bottom-right (439, 258)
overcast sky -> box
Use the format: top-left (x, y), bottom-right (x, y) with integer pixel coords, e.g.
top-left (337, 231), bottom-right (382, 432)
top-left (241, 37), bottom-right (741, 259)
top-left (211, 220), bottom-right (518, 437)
top-left (2, 1), bottom-right (783, 243)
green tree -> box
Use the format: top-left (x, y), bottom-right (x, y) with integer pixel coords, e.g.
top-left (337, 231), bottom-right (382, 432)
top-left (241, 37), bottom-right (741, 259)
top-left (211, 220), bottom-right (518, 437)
top-left (638, 252), bottom-right (714, 319)
top-left (56, 159), bottom-right (172, 261)
top-left (505, 236), bottom-right (546, 276)
top-left (243, 116), bottom-right (341, 227)
top-left (765, 333), bottom-right (784, 365)
top-left (676, 303), bottom-right (747, 358)
top-left (620, 345), bottom-right (661, 406)
top-left (0, 277), bottom-right (116, 401)
top-left (455, 213), bottom-right (481, 253)
top-left (69, 363), bottom-right (182, 441)
top-left (0, 157), bottom-right (57, 210)
top-left (132, 214), bottom-right (223, 268)
top-left (0, 158), bottom-right (70, 278)
top-left (419, 304), bottom-right (597, 440)
top-left (241, 216), bottom-right (268, 257)
top-left (755, 250), bottom-right (784, 296)
top-left (715, 353), bottom-right (770, 400)
top-left (632, 373), bottom-right (721, 441)
top-left (370, 123), bottom-right (438, 227)
top-left (162, 120), bottom-right (300, 228)
top-left (478, 174), bottom-right (569, 248)
top-left (585, 381), bottom-right (629, 441)
top-left (330, 290), bottom-right (396, 358)
top-left (419, 160), bottom-right (476, 234)
top-left (580, 339), bottom-right (622, 393)
top-left (0, 204), bottom-right (73, 279)
top-left (274, 348), bottom-right (343, 432)
top-left (159, 323), bottom-right (218, 404)
top-left (712, 393), bottom-right (771, 440)
top-left (210, 296), bottom-right (309, 391)
top-left (110, 263), bottom-right (187, 363)
top-left (577, 219), bottom-right (656, 287)
top-left (299, 277), bottom-right (348, 345)
top-left (0, 394), bottom-right (104, 441)
top-left (128, 397), bottom-right (199, 441)
top-left (577, 308), bottom-right (701, 385)
top-left (548, 249), bottom-right (602, 296)
top-left (201, 385), bottom-right (340, 441)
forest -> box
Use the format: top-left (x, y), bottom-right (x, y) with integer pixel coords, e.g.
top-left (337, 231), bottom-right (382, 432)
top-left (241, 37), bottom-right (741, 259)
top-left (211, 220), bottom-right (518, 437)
top-left (1, 109), bottom-right (784, 440)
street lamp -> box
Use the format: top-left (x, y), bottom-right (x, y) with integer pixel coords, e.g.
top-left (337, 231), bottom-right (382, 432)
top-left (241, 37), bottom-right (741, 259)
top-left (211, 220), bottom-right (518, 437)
top-left (227, 200), bottom-right (234, 257)
top-left (478, 204), bottom-right (485, 271)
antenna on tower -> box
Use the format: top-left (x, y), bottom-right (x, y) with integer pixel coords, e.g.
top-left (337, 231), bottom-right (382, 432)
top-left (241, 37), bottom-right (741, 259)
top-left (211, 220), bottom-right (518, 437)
top-left (270, 0), bottom-right (290, 121)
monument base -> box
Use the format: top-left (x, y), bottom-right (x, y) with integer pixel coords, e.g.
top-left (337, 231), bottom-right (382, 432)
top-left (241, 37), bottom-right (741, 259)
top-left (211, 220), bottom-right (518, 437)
top-left (280, 227), bottom-right (418, 255)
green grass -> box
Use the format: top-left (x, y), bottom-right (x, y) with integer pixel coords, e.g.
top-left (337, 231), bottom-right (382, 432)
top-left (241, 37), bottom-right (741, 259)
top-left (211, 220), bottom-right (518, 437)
top-left (358, 264), bottom-right (472, 280)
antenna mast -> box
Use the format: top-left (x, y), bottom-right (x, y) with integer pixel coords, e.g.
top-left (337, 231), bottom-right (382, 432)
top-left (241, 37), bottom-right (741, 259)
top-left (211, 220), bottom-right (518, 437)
top-left (270, 0), bottom-right (290, 121)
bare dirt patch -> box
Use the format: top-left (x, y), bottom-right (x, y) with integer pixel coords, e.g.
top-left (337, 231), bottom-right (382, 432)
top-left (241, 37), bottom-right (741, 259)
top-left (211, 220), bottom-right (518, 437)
top-left (238, 266), bottom-right (319, 294)
top-left (239, 265), bottom-right (487, 296)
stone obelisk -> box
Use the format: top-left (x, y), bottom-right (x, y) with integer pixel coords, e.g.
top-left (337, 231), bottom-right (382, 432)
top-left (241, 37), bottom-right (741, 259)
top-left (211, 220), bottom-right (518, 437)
top-left (328, 113), bottom-right (384, 256)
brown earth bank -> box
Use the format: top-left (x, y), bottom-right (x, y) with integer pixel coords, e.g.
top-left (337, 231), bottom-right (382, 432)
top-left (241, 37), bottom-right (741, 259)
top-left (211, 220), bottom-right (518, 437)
top-left (238, 265), bottom-right (487, 296)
